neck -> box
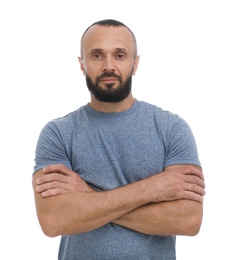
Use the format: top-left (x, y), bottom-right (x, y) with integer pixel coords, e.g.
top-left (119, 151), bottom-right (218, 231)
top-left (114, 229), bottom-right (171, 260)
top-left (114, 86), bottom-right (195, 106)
top-left (89, 93), bottom-right (135, 113)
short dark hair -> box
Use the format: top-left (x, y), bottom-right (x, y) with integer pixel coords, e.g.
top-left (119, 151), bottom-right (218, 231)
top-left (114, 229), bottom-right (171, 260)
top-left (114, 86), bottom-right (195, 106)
top-left (80, 19), bottom-right (137, 58)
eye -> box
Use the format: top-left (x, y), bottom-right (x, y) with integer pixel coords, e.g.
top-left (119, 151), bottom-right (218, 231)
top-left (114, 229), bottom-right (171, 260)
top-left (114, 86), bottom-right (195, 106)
top-left (116, 53), bottom-right (126, 59)
top-left (92, 53), bottom-right (103, 59)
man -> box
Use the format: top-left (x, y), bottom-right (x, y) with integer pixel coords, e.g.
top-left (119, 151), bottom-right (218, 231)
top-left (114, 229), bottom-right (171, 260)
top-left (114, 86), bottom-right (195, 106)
top-left (32, 19), bottom-right (205, 259)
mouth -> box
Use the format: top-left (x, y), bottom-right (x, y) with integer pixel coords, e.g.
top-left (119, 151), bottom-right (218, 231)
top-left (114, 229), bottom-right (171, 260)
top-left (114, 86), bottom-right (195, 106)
top-left (100, 77), bottom-right (118, 83)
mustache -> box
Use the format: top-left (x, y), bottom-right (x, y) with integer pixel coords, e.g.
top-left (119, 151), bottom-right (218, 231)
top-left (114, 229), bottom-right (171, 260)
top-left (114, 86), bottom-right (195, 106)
top-left (96, 72), bottom-right (122, 83)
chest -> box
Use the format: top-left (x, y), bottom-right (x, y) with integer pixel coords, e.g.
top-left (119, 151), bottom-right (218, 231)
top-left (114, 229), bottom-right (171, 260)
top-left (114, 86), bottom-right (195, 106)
top-left (69, 118), bottom-right (166, 190)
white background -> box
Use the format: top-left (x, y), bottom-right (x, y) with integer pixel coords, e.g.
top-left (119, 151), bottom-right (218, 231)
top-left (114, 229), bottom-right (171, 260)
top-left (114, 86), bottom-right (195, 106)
top-left (1, 0), bottom-right (229, 259)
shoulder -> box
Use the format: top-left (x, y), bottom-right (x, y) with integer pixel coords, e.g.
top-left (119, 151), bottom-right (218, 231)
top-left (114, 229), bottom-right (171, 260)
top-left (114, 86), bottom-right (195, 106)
top-left (137, 101), bottom-right (195, 147)
top-left (138, 101), bottom-right (184, 128)
top-left (43, 105), bottom-right (87, 134)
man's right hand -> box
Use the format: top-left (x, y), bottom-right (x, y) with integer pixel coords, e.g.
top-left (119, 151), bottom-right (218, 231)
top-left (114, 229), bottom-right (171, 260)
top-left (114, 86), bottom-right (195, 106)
top-left (35, 164), bottom-right (94, 197)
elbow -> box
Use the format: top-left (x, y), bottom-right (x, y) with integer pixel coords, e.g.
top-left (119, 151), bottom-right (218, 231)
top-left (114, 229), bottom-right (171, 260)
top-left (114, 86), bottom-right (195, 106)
top-left (38, 215), bottom-right (61, 238)
top-left (184, 209), bottom-right (203, 236)
top-left (41, 226), bottom-right (59, 238)
top-left (38, 213), bottom-right (86, 237)
top-left (186, 220), bottom-right (202, 236)
top-left (179, 200), bottom-right (204, 236)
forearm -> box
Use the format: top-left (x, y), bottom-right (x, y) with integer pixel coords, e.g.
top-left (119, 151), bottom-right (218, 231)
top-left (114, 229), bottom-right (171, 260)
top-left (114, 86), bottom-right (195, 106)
top-left (113, 199), bottom-right (203, 236)
top-left (33, 172), bottom-right (152, 237)
top-left (33, 164), bottom-right (204, 237)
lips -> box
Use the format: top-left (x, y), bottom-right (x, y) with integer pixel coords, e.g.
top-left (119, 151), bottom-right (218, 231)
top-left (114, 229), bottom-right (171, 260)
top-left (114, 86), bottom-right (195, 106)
top-left (100, 77), bottom-right (118, 82)
top-left (96, 72), bottom-right (122, 84)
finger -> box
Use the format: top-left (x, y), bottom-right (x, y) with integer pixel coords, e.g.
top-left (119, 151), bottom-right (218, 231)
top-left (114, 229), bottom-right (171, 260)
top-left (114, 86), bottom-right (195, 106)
top-left (36, 173), bottom-right (68, 185)
top-left (41, 188), bottom-right (67, 198)
top-left (185, 183), bottom-right (206, 197)
top-left (180, 165), bottom-right (204, 179)
top-left (36, 180), bottom-right (69, 193)
top-left (43, 164), bottom-right (71, 176)
top-left (183, 191), bottom-right (204, 203)
top-left (185, 175), bottom-right (205, 188)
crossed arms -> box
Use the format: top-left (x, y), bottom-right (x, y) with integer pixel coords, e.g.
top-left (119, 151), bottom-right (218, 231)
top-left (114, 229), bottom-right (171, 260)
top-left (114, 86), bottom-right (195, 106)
top-left (32, 164), bottom-right (205, 237)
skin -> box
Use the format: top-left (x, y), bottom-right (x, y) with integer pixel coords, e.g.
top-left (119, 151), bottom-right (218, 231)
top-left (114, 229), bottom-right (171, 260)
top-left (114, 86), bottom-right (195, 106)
top-left (32, 25), bottom-right (205, 238)
top-left (78, 25), bottom-right (139, 112)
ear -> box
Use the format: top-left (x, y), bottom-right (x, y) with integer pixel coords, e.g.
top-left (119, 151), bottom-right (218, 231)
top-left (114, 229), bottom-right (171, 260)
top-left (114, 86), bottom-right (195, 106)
top-left (132, 55), bottom-right (140, 75)
top-left (78, 57), bottom-right (86, 75)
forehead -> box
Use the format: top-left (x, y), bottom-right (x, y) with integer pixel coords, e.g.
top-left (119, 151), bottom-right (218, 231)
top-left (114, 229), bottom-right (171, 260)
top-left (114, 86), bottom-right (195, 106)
top-left (81, 25), bottom-right (136, 56)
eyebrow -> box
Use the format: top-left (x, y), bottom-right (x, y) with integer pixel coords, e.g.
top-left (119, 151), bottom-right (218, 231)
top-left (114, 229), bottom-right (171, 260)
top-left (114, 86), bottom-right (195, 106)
top-left (89, 48), bottom-right (128, 54)
top-left (89, 48), bottom-right (103, 53)
top-left (115, 48), bottom-right (128, 53)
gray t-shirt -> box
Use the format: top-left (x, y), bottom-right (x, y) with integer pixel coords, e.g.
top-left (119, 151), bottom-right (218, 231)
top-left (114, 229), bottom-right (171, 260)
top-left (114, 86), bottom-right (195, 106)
top-left (34, 100), bottom-right (201, 260)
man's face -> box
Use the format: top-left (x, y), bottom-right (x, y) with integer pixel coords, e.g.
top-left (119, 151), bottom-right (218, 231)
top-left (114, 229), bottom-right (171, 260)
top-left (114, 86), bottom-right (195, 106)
top-left (79, 25), bottom-right (139, 102)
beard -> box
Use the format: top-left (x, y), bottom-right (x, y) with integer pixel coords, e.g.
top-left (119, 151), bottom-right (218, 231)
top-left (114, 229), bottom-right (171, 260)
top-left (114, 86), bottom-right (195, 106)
top-left (85, 70), bottom-right (133, 103)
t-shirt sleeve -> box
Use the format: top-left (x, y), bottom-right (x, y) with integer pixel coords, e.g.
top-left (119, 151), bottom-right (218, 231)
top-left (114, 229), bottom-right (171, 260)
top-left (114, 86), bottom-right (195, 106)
top-left (33, 121), bottom-right (72, 173)
top-left (163, 115), bottom-right (201, 168)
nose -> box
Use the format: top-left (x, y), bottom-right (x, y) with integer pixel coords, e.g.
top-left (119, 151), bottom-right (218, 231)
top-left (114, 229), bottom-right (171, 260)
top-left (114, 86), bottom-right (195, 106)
top-left (102, 56), bottom-right (115, 72)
